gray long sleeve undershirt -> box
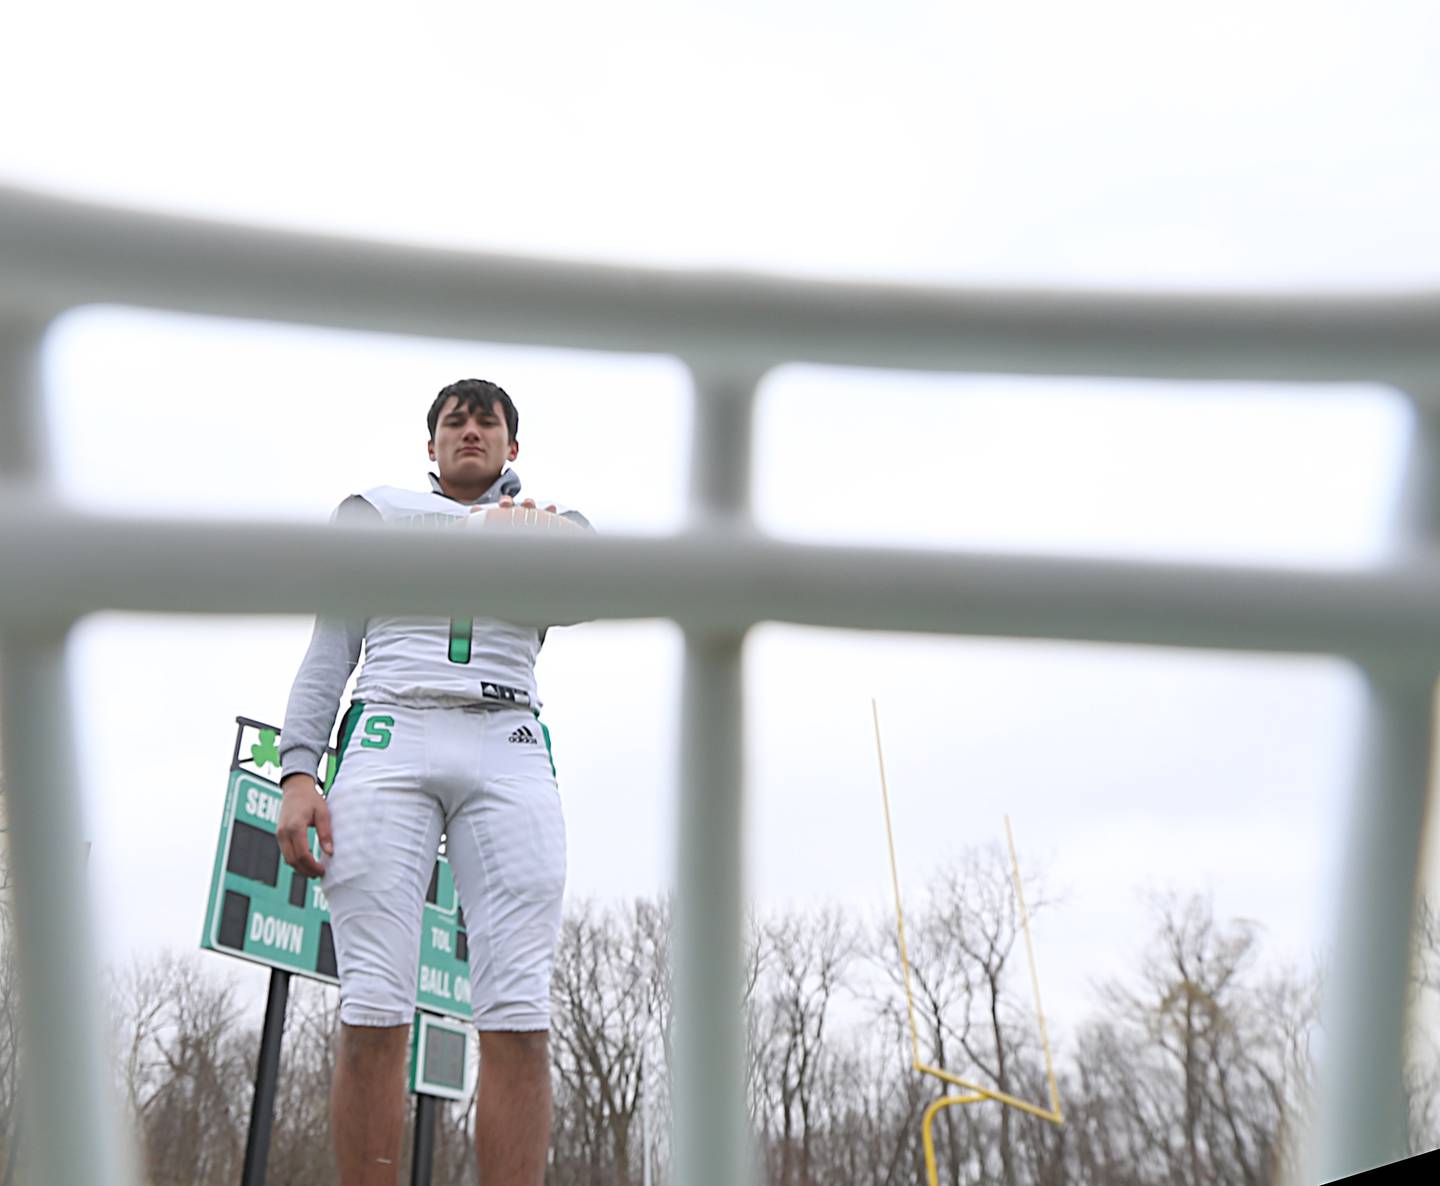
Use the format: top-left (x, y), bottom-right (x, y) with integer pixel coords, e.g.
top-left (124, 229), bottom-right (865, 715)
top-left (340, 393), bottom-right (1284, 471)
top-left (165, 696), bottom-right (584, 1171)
top-left (277, 495), bottom-right (376, 783)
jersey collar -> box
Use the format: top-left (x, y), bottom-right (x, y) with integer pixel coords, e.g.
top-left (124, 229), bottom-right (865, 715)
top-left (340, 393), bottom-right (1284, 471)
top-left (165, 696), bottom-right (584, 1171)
top-left (427, 468), bottom-right (522, 506)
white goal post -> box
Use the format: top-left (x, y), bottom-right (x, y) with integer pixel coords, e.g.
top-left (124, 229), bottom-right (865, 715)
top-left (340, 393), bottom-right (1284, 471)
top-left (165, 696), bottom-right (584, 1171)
top-left (2, 183), bottom-right (1439, 1186)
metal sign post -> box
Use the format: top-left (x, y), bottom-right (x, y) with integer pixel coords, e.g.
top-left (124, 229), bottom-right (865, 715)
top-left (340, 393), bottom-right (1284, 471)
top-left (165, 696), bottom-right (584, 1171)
top-left (407, 1012), bottom-right (474, 1186)
top-left (411, 1096), bottom-right (437, 1186)
top-left (240, 970), bottom-right (290, 1186)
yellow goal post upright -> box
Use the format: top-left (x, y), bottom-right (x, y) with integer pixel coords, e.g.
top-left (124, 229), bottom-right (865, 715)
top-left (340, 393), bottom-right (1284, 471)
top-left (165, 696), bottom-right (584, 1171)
top-left (870, 699), bottom-right (1063, 1186)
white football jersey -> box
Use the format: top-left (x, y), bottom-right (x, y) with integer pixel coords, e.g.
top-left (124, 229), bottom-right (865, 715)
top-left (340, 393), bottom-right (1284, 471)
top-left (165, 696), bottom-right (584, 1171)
top-left (350, 483), bottom-right (579, 711)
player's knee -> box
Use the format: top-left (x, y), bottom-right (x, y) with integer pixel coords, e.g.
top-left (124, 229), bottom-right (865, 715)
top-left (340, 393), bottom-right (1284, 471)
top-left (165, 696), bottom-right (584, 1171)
top-left (338, 971), bottom-right (416, 1029)
top-left (339, 1021), bottom-right (410, 1069)
top-left (472, 991), bottom-right (552, 1034)
top-left (478, 1028), bottom-right (549, 1068)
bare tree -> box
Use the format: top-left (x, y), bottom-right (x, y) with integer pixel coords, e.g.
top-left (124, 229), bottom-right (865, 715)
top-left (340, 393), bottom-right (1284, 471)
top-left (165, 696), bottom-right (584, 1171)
top-left (1407, 893), bottom-right (1440, 1153)
top-left (1417, 894), bottom-right (1440, 995)
top-left (1081, 894), bottom-right (1318, 1186)
top-left (266, 977), bottom-right (341, 1186)
top-left (11, 858), bottom-right (1347, 1186)
top-left (112, 950), bottom-right (253, 1186)
top-left (868, 844), bottom-right (1051, 1186)
top-left (0, 804), bottom-right (19, 1183)
top-left (550, 897), bottom-right (670, 1186)
top-left (752, 906), bottom-right (857, 1186)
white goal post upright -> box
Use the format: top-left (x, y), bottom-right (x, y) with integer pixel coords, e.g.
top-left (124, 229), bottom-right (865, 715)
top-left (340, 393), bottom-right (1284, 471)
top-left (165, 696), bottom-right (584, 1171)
top-left (2, 184), bottom-right (1440, 1186)
top-left (0, 310), bottom-right (141, 1186)
top-left (673, 364), bottom-right (759, 1186)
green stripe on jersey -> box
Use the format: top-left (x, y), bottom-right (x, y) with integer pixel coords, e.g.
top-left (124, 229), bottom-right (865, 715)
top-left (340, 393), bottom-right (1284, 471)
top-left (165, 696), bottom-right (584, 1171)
top-left (448, 618), bottom-right (473, 664)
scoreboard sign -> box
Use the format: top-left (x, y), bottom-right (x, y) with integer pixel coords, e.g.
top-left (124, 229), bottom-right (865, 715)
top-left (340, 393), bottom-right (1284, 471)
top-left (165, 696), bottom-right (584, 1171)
top-left (201, 717), bottom-right (473, 1021)
top-left (408, 1012), bottom-right (474, 1101)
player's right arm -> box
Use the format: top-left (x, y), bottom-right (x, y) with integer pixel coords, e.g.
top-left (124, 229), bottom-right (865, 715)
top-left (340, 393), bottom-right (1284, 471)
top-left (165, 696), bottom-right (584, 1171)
top-left (276, 496), bottom-right (374, 875)
top-left (277, 610), bottom-right (362, 875)
top-left (277, 774), bottom-right (331, 877)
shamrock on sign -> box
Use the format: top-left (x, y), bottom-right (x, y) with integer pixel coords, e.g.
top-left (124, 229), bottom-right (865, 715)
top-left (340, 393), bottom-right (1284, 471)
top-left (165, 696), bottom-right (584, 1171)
top-left (250, 728), bottom-right (282, 771)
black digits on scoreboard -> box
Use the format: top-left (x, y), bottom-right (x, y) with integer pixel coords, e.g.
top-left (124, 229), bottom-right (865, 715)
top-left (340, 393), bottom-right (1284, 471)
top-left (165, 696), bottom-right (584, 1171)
top-left (227, 820), bottom-right (280, 887)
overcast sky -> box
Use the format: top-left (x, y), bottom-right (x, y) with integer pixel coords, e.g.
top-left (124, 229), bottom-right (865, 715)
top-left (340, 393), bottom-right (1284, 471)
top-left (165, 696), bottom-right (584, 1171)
top-left (5, 0), bottom-right (1440, 1050)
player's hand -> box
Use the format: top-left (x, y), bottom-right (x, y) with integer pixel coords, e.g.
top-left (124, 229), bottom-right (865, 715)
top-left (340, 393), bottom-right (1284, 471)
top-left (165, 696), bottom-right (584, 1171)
top-left (498, 496), bottom-right (559, 513)
top-left (277, 773), bottom-right (332, 877)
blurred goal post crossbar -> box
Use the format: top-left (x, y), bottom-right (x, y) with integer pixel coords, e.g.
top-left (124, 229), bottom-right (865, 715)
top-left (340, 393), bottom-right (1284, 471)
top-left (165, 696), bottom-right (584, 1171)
top-left (2, 183), bottom-right (1439, 1186)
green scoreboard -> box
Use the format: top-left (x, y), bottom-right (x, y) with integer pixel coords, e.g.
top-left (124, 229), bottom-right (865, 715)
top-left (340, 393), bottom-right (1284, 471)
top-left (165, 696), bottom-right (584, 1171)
top-left (201, 717), bottom-right (473, 1021)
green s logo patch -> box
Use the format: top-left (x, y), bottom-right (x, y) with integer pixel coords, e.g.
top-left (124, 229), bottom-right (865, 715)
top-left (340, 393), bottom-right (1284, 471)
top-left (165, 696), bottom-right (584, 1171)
top-left (360, 715), bottom-right (394, 749)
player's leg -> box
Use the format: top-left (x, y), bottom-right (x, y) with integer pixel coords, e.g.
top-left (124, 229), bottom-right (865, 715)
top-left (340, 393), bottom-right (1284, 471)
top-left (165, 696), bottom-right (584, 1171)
top-left (322, 704), bottom-right (444, 1185)
top-left (475, 1029), bottom-right (553, 1186)
top-left (444, 708), bottom-right (566, 1186)
top-left (333, 1022), bottom-right (410, 1186)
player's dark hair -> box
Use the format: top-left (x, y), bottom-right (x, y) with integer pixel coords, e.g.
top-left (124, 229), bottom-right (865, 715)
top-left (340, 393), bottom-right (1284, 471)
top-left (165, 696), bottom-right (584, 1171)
top-left (427, 379), bottom-right (519, 442)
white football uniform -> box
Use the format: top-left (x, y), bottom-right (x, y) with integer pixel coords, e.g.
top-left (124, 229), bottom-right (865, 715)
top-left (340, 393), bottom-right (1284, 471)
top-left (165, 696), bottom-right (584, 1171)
top-left (278, 469), bottom-right (586, 1030)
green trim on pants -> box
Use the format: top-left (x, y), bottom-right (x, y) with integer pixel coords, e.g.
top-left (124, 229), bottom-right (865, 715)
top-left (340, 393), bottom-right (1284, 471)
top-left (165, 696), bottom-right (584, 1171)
top-left (331, 699), bottom-right (367, 783)
top-left (533, 710), bottom-right (556, 777)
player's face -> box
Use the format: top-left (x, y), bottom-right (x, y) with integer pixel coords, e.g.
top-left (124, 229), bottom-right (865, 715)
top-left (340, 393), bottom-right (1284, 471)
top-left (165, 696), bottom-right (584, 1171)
top-left (428, 396), bottom-right (518, 487)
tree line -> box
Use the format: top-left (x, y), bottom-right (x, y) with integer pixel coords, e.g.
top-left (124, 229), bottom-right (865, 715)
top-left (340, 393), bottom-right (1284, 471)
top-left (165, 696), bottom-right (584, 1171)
top-left (2, 842), bottom-right (1439, 1185)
